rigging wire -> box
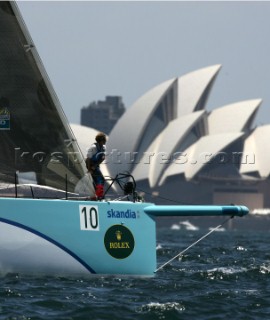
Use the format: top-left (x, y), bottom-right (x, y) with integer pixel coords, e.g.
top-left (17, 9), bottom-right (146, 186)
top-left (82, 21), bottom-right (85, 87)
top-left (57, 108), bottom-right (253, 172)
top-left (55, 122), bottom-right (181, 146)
top-left (136, 186), bottom-right (198, 205)
top-left (155, 215), bottom-right (234, 273)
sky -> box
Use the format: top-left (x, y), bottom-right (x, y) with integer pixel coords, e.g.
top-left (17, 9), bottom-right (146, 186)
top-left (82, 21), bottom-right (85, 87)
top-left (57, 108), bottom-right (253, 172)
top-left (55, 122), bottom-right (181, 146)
top-left (16, 1), bottom-right (270, 127)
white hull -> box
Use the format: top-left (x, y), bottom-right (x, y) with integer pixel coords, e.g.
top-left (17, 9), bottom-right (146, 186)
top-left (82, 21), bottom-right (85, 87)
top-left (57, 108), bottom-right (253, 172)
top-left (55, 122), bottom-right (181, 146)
top-left (0, 222), bottom-right (88, 275)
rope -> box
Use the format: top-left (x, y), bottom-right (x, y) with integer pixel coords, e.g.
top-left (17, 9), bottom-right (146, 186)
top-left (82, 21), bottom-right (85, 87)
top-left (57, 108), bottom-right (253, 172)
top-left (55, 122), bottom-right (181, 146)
top-left (155, 215), bottom-right (234, 273)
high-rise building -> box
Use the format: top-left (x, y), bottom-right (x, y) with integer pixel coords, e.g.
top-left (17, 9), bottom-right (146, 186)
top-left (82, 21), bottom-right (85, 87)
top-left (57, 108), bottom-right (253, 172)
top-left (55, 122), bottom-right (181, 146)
top-left (81, 96), bottom-right (125, 134)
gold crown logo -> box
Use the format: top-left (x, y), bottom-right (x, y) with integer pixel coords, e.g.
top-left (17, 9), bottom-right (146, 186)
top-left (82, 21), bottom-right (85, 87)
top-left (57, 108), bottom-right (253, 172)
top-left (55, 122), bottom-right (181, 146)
top-left (115, 230), bottom-right (122, 241)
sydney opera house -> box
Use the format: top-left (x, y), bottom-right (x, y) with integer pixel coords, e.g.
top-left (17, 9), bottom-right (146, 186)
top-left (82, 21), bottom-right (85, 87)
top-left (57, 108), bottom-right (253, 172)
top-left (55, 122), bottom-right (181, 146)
top-left (73, 65), bottom-right (270, 210)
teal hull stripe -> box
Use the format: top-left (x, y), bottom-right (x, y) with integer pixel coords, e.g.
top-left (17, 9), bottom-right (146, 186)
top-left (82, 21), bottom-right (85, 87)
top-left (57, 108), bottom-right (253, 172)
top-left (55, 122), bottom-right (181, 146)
top-left (0, 217), bottom-right (96, 274)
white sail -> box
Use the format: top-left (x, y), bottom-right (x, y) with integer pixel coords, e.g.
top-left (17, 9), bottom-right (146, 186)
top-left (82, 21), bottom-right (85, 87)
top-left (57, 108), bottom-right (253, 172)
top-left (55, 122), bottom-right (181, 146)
top-left (0, 1), bottom-right (95, 198)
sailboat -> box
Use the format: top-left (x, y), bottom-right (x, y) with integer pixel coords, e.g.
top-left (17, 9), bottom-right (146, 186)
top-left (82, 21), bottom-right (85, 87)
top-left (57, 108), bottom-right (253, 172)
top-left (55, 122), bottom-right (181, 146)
top-left (0, 1), bottom-right (248, 276)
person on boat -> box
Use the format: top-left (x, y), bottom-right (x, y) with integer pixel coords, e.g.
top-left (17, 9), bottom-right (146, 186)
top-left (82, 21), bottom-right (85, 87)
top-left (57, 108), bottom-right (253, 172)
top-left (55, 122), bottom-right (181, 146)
top-left (86, 132), bottom-right (107, 199)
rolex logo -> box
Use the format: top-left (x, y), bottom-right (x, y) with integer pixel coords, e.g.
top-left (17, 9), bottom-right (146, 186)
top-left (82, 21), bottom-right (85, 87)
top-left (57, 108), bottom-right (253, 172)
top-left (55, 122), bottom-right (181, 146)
top-left (104, 225), bottom-right (135, 259)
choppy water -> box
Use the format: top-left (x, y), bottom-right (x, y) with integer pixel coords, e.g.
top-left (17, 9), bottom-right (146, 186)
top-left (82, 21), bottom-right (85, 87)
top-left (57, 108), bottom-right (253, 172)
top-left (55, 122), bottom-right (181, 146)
top-left (1, 226), bottom-right (270, 319)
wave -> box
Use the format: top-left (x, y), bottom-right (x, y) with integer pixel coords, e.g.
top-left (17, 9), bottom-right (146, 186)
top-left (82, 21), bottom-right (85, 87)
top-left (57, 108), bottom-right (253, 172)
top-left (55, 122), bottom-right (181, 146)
top-left (170, 220), bottom-right (199, 231)
top-left (137, 301), bottom-right (185, 313)
top-left (207, 266), bottom-right (248, 275)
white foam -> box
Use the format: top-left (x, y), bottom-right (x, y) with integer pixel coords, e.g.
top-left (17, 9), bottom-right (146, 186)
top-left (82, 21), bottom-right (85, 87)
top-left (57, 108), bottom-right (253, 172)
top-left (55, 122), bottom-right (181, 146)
top-left (139, 301), bottom-right (185, 313)
top-left (207, 266), bottom-right (248, 275)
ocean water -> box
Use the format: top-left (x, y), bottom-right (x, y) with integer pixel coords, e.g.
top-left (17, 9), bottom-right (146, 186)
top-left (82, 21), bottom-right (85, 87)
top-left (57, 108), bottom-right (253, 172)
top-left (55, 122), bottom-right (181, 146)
top-left (1, 225), bottom-right (270, 320)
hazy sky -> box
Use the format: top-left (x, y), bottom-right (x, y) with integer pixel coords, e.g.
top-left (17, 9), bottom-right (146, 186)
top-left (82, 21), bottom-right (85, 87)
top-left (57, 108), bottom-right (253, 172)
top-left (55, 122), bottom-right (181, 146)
top-left (17, 1), bottom-right (270, 127)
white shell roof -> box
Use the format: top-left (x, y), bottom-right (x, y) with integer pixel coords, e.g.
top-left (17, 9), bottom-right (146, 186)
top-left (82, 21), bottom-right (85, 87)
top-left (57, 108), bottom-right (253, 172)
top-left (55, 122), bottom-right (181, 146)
top-left (107, 78), bottom-right (176, 176)
top-left (177, 64), bottom-right (221, 117)
top-left (208, 99), bottom-right (261, 134)
top-left (132, 111), bottom-right (206, 187)
top-left (240, 124), bottom-right (270, 178)
top-left (158, 143), bottom-right (193, 185)
top-left (159, 132), bottom-right (244, 184)
top-left (73, 64), bottom-right (266, 189)
top-left (107, 64), bottom-right (222, 178)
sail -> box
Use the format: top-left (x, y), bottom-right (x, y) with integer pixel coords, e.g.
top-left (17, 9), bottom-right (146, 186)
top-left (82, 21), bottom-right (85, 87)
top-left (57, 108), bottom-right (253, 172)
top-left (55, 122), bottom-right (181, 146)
top-left (0, 1), bottom-right (94, 196)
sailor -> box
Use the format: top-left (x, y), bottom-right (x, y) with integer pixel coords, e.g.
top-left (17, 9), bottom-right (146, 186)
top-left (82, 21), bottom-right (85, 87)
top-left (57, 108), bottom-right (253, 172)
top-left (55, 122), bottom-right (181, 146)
top-left (86, 132), bottom-right (107, 199)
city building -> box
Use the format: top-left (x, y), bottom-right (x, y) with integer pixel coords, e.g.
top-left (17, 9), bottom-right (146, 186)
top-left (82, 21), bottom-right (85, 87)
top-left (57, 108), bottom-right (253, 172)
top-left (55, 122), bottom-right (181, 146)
top-left (80, 96), bottom-right (125, 134)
